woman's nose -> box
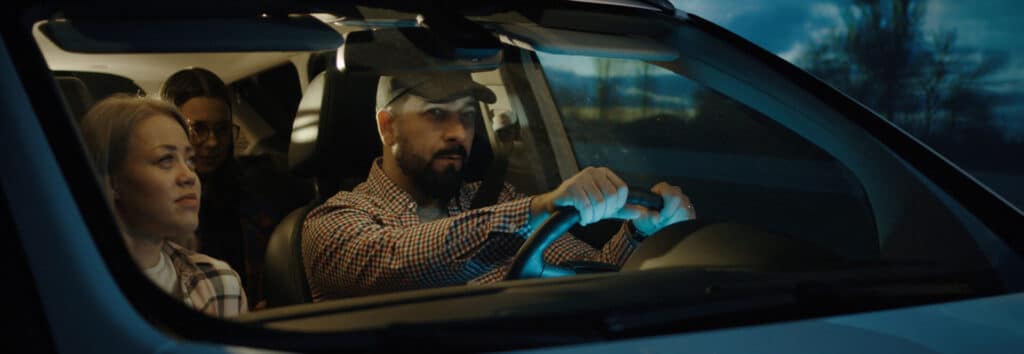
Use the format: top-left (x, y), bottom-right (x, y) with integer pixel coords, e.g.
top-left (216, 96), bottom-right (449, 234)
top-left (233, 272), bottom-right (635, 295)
top-left (178, 164), bottom-right (198, 187)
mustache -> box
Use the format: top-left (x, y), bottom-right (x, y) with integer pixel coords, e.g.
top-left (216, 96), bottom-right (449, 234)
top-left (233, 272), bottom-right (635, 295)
top-left (432, 145), bottom-right (468, 160)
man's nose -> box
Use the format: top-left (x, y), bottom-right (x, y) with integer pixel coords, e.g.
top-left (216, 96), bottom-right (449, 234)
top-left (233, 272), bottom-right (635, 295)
top-left (204, 132), bottom-right (219, 148)
top-left (441, 115), bottom-right (472, 143)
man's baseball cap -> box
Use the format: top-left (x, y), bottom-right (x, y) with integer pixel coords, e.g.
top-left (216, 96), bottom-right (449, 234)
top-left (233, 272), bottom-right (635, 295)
top-left (376, 71), bottom-right (497, 109)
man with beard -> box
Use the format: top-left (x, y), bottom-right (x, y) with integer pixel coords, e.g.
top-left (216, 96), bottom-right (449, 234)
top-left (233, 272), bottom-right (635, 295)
top-left (302, 72), bottom-right (695, 300)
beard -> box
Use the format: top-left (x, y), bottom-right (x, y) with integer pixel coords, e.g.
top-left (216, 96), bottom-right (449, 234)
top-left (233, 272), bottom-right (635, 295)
top-left (395, 140), bottom-right (467, 202)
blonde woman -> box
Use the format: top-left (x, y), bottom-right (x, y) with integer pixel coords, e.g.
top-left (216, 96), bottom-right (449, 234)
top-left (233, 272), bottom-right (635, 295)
top-left (78, 95), bottom-right (247, 317)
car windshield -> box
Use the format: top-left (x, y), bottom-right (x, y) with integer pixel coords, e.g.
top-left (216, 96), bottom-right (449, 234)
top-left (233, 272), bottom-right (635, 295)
top-left (534, 53), bottom-right (878, 258)
top-left (31, 4), bottom-right (1019, 341)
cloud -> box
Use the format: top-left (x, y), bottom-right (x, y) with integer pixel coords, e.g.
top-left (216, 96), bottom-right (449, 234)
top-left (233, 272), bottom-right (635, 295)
top-left (778, 42), bottom-right (806, 63)
top-left (680, 0), bottom-right (1020, 77)
top-left (675, 0), bottom-right (830, 53)
top-left (810, 2), bottom-right (841, 23)
top-left (920, 0), bottom-right (1023, 90)
top-left (671, 0), bottom-right (765, 24)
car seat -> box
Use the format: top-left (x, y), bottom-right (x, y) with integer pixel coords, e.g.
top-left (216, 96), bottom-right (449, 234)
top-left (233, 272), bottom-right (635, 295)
top-left (263, 66), bottom-right (381, 307)
top-left (55, 76), bottom-right (94, 122)
top-left (264, 45), bottom-right (497, 307)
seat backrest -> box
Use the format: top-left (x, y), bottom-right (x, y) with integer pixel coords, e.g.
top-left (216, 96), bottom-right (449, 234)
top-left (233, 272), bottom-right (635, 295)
top-left (262, 205), bottom-right (313, 306)
top-left (265, 56), bottom-right (499, 306)
top-left (263, 67), bottom-right (381, 307)
top-left (289, 67), bottom-right (383, 201)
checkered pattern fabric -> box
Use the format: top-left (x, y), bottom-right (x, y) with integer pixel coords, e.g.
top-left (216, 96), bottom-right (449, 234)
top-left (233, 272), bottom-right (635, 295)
top-left (164, 242), bottom-right (248, 317)
top-left (302, 159), bottom-right (636, 300)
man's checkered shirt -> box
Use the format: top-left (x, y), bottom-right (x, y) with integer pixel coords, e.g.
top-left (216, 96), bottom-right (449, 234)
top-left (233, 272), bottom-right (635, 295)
top-left (302, 159), bottom-right (637, 300)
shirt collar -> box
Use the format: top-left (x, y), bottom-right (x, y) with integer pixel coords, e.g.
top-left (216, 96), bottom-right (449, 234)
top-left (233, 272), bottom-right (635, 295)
top-left (362, 158), bottom-right (420, 214)
top-left (162, 241), bottom-right (209, 296)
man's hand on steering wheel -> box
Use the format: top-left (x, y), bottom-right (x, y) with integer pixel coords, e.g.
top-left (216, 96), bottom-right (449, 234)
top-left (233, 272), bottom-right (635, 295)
top-left (630, 182), bottom-right (695, 237)
top-left (511, 168), bottom-right (696, 280)
top-left (530, 167), bottom-right (695, 232)
top-left (531, 167), bottom-right (636, 227)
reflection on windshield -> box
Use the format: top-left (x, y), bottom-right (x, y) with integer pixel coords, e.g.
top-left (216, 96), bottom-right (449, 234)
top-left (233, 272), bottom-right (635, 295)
top-left (678, 0), bottom-right (1024, 210)
top-left (538, 53), bottom-right (879, 260)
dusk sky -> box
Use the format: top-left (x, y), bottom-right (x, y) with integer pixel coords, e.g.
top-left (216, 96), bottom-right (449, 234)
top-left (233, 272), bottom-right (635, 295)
top-left (537, 1), bottom-right (1023, 138)
top-left (673, 0), bottom-right (1024, 138)
top-left (674, 0), bottom-right (1023, 75)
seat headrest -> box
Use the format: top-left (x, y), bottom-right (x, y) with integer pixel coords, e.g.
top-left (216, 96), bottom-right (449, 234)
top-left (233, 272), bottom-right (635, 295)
top-left (289, 67), bottom-right (382, 199)
top-left (56, 76), bottom-right (94, 122)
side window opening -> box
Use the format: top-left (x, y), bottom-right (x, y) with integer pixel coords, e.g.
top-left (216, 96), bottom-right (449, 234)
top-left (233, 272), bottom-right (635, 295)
top-left (501, 48), bottom-right (578, 193)
top-left (473, 67), bottom-right (550, 197)
top-left (53, 71), bottom-right (144, 123)
top-left (230, 62), bottom-right (303, 155)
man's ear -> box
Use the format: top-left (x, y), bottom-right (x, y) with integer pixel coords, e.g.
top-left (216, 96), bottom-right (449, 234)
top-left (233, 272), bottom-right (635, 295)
top-left (376, 110), bottom-right (396, 147)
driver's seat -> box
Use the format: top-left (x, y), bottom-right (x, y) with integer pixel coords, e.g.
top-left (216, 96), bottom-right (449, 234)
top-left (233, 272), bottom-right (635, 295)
top-left (264, 34), bottom-right (500, 305)
top-left (263, 65), bottom-right (381, 307)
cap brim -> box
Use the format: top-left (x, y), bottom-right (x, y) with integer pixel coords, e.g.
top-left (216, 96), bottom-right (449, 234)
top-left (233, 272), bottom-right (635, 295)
top-left (407, 78), bottom-right (497, 104)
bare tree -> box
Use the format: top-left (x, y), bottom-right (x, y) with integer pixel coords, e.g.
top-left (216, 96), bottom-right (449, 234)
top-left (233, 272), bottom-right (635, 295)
top-left (800, 0), bottom-right (1008, 142)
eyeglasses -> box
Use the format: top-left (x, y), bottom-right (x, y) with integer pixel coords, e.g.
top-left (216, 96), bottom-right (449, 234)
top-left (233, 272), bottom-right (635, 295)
top-left (187, 120), bottom-right (238, 144)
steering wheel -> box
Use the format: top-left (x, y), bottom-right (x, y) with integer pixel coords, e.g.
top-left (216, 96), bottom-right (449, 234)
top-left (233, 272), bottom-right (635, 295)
top-left (505, 189), bottom-right (664, 280)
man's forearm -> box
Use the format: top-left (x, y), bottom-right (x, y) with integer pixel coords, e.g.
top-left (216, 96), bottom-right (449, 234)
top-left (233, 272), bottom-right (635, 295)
top-left (527, 193), bottom-right (554, 234)
top-left (305, 197), bottom-right (535, 297)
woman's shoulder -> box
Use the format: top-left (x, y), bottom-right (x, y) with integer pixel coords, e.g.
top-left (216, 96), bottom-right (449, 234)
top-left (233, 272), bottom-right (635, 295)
top-left (165, 241), bottom-right (249, 316)
top-left (166, 241), bottom-right (238, 275)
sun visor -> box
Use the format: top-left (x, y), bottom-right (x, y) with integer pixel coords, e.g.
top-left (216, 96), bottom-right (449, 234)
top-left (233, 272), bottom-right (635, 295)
top-left (338, 27), bottom-right (503, 74)
top-left (40, 15), bottom-right (343, 53)
top-left (494, 23), bottom-right (679, 61)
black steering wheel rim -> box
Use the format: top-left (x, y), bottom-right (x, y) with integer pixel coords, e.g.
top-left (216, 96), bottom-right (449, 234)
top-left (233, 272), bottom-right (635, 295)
top-left (505, 190), bottom-right (664, 280)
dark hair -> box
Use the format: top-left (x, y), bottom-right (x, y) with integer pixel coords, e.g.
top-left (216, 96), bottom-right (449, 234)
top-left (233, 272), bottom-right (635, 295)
top-left (159, 67), bottom-right (232, 111)
top-left (160, 67), bottom-right (235, 178)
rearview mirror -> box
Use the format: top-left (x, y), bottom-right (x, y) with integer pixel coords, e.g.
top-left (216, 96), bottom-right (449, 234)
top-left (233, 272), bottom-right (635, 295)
top-left (338, 26), bottom-right (502, 74)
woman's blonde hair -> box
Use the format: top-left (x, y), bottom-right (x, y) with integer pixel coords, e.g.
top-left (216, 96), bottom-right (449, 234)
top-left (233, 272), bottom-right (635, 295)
top-left (78, 94), bottom-right (189, 185)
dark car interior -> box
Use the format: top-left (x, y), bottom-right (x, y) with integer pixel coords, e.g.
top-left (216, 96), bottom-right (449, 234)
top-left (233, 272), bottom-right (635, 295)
top-left (18, 2), bottom-right (1021, 352)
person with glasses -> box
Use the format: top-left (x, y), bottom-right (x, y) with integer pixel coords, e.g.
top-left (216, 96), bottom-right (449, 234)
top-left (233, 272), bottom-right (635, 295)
top-left (165, 67), bottom-right (317, 308)
top-left (161, 67), bottom-right (315, 310)
top-left (160, 67), bottom-right (246, 290)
